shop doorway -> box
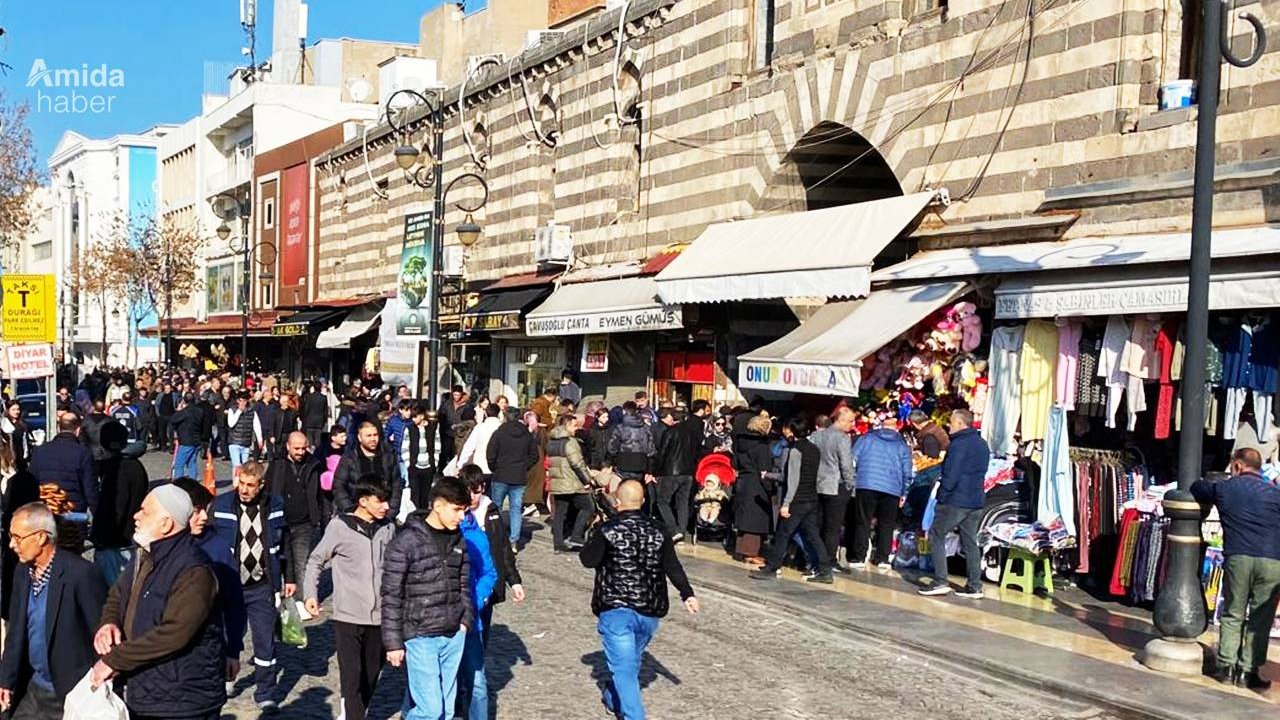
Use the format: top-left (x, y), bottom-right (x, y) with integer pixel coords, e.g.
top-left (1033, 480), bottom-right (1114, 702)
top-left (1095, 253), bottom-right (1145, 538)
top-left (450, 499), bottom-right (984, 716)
top-left (503, 344), bottom-right (564, 408)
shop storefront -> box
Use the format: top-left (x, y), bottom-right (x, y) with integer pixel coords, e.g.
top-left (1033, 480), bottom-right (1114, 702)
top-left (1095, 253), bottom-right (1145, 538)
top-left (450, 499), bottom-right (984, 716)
top-left (457, 287), bottom-right (549, 400)
top-left (525, 275), bottom-right (684, 406)
top-left (270, 308), bottom-right (347, 381)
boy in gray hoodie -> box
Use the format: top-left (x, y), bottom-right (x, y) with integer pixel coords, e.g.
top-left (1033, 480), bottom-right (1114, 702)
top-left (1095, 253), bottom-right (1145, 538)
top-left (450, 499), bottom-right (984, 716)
top-left (304, 478), bottom-right (395, 720)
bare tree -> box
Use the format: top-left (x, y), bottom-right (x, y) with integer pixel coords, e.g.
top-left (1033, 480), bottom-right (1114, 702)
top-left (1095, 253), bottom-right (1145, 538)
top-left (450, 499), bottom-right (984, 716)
top-left (0, 89), bottom-right (41, 246)
top-left (120, 214), bottom-right (206, 363)
top-left (70, 240), bottom-right (122, 365)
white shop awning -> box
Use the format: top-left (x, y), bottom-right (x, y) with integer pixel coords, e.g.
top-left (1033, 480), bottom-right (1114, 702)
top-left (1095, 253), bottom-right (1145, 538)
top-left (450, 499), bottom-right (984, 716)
top-left (316, 311), bottom-right (380, 349)
top-left (994, 258), bottom-right (1280, 319)
top-left (525, 276), bottom-right (682, 337)
top-left (871, 225), bottom-right (1280, 282)
top-left (655, 191), bottom-right (938, 304)
top-left (738, 281), bottom-right (971, 396)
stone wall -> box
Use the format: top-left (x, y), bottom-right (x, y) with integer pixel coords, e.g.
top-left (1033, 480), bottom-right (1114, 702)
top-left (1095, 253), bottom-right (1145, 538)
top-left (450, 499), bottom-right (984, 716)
top-left (315, 0), bottom-right (1280, 300)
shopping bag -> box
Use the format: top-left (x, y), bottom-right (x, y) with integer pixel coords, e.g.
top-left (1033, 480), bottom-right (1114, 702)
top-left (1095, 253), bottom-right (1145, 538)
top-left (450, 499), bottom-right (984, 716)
top-left (279, 599), bottom-right (308, 649)
top-left (63, 670), bottom-right (128, 720)
top-left (202, 450), bottom-right (217, 493)
top-left (920, 482), bottom-right (941, 532)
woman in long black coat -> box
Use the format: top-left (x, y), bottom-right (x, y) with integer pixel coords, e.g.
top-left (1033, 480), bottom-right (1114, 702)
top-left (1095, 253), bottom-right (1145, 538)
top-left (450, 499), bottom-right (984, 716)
top-left (732, 414), bottom-right (778, 564)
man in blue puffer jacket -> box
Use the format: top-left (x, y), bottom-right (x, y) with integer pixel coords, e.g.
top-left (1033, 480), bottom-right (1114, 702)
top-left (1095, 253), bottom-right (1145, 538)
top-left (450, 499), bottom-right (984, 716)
top-left (849, 417), bottom-right (913, 569)
top-left (920, 409), bottom-right (990, 599)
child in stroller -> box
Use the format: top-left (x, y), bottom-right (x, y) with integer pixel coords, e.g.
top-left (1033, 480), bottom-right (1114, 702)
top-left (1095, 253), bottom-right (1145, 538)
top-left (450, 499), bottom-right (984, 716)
top-left (693, 453), bottom-right (736, 542)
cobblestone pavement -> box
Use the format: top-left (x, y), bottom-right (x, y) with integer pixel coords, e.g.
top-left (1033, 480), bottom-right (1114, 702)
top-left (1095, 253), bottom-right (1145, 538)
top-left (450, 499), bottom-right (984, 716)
top-left (135, 453), bottom-right (1123, 719)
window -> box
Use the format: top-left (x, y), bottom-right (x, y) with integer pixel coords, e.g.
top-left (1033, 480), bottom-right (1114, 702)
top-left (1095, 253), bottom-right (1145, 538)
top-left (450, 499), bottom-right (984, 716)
top-left (907, 0), bottom-right (947, 16)
top-left (262, 197), bottom-right (275, 229)
top-left (1179, 0), bottom-right (1203, 82)
top-left (33, 242), bottom-right (52, 261)
top-left (206, 262), bottom-right (243, 315)
top-left (754, 0), bottom-right (775, 70)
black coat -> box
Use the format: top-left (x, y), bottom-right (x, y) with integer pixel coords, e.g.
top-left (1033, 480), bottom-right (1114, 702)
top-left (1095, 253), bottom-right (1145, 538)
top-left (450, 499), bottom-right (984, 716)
top-left (266, 454), bottom-right (323, 526)
top-left (30, 432), bottom-right (98, 513)
top-left (0, 470), bottom-right (39, 621)
top-left (485, 421), bottom-right (539, 486)
top-left (654, 420), bottom-right (699, 476)
top-left (169, 405), bottom-right (204, 447)
top-left (478, 501), bottom-right (522, 604)
top-left (333, 448), bottom-right (401, 518)
top-left (300, 392), bottom-right (328, 430)
top-left (586, 423), bottom-right (611, 470)
top-left (380, 515), bottom-right (473, 650)
top-left (90, 454), bottom-right (150, 549)
top-left (0, 551), bottom-right (107, 705)
top-left (732, 433), bottom-right (777, 536)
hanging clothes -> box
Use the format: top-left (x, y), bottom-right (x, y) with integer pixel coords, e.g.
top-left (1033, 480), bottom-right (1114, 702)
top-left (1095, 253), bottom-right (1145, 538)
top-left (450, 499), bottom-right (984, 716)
top-left (1037, 406), bottom-right (1076, 537)
top-left (1075, 331), bottom-right (1106, 418)
top-left (1098, 316), bottom-right (1132, 430)
top-left (1055, 319), bottom-right (1083, 411)
top-left (1248, 320), bottom-right (1279, 441)
top-left (1153, 322), bottom-right (1177, 440)
top-left (983, 325), bottom-right (1026, 456)
top-left (1019, 320), bottom-right (1059, 442)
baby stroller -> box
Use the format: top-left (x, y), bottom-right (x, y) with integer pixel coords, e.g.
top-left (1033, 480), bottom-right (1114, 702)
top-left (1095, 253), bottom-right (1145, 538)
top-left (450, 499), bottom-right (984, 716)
top-left (693, 453), bottom-right (736, 543)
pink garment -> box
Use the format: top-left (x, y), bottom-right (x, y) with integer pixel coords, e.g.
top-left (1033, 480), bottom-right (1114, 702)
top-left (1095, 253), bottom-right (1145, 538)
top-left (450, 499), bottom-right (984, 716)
top-left (1120, 315), bottom-right (1160, 379)
top-left (1056, 319), bottom-right (1083, 410)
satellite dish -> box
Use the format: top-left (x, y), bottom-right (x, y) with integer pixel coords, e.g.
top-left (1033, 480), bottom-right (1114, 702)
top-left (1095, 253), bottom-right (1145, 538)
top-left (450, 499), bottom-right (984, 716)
top-left (348, 78), bottom-right (372, 103)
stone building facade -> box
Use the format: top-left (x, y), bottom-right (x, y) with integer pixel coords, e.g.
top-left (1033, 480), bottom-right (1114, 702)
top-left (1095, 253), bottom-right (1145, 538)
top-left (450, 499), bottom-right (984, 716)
top-left (314, 0), bottom-right (1278, 299)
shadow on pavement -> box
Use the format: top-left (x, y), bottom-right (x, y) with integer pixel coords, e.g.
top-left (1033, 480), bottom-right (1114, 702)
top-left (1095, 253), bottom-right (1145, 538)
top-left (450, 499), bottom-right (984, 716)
top-left (580, 649), bottom-right (681, 695)
top-left (485, 622), bottom-right (533, 716)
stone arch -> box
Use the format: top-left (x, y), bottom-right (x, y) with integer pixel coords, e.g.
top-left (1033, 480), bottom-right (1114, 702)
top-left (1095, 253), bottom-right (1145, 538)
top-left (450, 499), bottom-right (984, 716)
top-left (758, 121), bottom-right (902, 214)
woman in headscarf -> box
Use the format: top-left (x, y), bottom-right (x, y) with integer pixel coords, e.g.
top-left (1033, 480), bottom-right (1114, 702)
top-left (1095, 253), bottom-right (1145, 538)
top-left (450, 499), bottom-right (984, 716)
top-left (731, 414), bottom-right (778, 565)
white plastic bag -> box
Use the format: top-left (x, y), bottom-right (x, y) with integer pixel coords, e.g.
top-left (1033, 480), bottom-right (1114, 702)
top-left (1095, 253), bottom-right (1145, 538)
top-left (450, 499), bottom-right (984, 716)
top-left (62, 670), bottom-right (127, 720)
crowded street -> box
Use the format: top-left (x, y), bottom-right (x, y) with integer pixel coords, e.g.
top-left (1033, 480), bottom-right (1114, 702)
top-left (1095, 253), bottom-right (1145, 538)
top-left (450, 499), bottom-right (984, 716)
top-left (2, 1), bottom-right (1280, 719)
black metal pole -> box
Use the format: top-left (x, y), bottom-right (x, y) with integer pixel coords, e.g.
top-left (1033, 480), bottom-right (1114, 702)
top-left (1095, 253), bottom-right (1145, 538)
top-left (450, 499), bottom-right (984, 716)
top-left (1145, 0), bottom-right (1267, 667)
top-left (165, 232), bottom-right (173, 366)
top-left (427, 99), bottom-right (446, 405)
top-left (241, 213), bottom-right (250, 377)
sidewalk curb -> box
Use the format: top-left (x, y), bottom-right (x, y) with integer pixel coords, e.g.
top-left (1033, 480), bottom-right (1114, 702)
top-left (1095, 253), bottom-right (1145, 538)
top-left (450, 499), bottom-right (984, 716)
top-left (665, 548), bottom-right (1269, 720)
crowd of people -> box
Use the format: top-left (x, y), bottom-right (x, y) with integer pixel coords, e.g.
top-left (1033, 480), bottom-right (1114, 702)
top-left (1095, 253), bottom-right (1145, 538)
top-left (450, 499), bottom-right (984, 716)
top-left (0, 365), bottom-right (699, 720)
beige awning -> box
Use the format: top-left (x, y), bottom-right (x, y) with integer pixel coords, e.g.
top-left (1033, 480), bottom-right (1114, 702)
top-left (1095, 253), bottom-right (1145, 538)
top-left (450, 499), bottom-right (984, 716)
top-left (525, 276), bottom-right (681, 337)
top-left (738, 281), bottom-right (971, 396)
top-left (655, 192), bottom-right (938, 304)
top-left (316, 311), bottom-right (379, 350)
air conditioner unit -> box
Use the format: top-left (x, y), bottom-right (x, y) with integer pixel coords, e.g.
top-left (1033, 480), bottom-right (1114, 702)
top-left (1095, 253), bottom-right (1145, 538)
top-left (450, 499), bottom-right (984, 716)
top-left (465, 54), bottom-right (505, 77)
top-left (525, 29), bottom-right (567, 51)
top-left (533, 222), bottom-right (573, 266)
top-left (441, 245), bottom-right (465, 278)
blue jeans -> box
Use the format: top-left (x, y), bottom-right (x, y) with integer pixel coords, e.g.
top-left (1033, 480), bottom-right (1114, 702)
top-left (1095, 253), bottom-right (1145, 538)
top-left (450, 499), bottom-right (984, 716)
top-left (173, 444), bottom-right (200, 478)
top-left (228, 444), bottom-right (252, 471)
top-left (456, 629), bottom-right (488, 720)
top-left (94, 546), bottom-right (133, 587)
top-left (489, 482), bottom-right (526, 544)
top-left (403, 629), bottom-right (466, 720)
top-left (597, 608), bottom-right (660, 720)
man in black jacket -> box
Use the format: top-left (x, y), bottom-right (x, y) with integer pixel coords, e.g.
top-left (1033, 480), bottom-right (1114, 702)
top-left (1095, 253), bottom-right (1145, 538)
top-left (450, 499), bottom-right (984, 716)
top-left (80, 400), bottom-right (114, 466)
top-left (169, 394), bottom-right (204, 479)
top-left (155, 382), bottom-right (177, 451)
top-left (0, 503), bottom-right (107, 717)
top-left (90, 423), bottom-right (150, 586)
top-left (606, 404), bottom-right (655, 483)
top-left (300, 383), bottom-right (329, 451)
top-left (266, 431), bottom-right (322, 613)
top-left (30, 414), bottom-right (98, 515)
top-left (485, 408), bottom-right (539, 552)
top-left (652, 408), bottom-right (699, 541)
top-left (381, 476), bottom-right (473, 719)
top-left (334, 422), bottom-right (401, 519)
top-left (580, 480), bottom-right (698, 720)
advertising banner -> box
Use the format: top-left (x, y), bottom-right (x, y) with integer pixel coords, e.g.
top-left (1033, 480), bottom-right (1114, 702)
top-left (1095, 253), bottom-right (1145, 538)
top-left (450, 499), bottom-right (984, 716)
top-left (1, 275), bottom-right (57, 343)
top-left (581, 335), bottom-right (609, 373)
top-left (280, 163), bottom-right (309, 287)
top-left (380, 298), bottom-right (419, 389)
top-left (397, 211), bottom-right (434, 336)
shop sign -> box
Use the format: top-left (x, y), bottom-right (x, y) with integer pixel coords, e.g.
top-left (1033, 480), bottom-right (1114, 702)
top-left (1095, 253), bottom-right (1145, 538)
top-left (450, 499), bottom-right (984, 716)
top-left (270, 323), bottom-right (308, 337)
top-left (526, 306), bottom-right (682, 337)
top-left (462, 312), bottom-right (522, 333)
top-left (995, 284), bottom-right (1189, 319)
top-left (581, 335), bottom-right (609, 373)
top-left (738, 361), bottom-right (860, 396)
top-left (4, 343), bottom-right (54, 379)
top-left (1, 275), bottom-right (57, 343)
top-left (381, 298), bottom-right (419, 388)
top-left (397, 211), bottom-right (434, 336)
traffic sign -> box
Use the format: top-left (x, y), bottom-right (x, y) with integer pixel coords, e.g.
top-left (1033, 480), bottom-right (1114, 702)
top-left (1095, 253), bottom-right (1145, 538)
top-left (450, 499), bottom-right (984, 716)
top-left (1, 275), bottom-right (57, 344)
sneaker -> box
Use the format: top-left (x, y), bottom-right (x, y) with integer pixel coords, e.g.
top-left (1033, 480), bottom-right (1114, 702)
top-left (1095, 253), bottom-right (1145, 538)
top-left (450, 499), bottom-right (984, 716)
top-left (1208, 665), bottom-right (1238, 685)
top-left (850, 561), bottom-right (868, 570)
top-left (566, 539), bottom-right (585, 551)
top-left (832, 561), bottom-right (853, 575)
top-left (748, 568), bottom-right (779, 581)
top-left (671, 532), bottom-right (685, 544)
top-left (955, 587), bottom-right (984, 599)
top-left (918, 584), bottom-right (953, 596)
top-left (510, 542), bottom-right (520, 555)
top-left (805, 571), bottom-right (834, 584)
top-left (522, 504), bottom-right (538, 518)
top-left (876, 562), bottom-right (893, 572)
top-left (257, 700), bottom-right (279, 711)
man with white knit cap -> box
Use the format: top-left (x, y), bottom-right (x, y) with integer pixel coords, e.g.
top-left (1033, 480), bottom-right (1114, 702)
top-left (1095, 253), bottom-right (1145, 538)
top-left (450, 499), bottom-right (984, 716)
top-left (92, 485), bottom-right (229, 720)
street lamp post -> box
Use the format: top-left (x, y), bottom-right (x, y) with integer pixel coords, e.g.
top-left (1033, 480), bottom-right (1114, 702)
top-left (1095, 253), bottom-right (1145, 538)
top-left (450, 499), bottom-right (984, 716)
top-left (212, 193), bottom-right (269, 377)
top-left (384, 89), bottom-right (490, 405)
top-left (1141, 0), bottom-right (1265, 674)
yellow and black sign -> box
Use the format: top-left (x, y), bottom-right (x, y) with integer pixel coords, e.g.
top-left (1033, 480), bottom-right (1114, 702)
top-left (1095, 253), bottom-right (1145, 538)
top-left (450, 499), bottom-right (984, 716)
top-left (271, 323), bottom-right (309, 337)
top-left (1, 275), bottom-right (57, 344)
top-left (461, 312), bottom-right (521, 333)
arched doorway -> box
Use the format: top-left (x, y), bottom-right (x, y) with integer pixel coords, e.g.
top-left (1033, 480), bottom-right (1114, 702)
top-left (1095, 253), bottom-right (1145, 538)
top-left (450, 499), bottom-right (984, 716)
top-left (760, 122), bottom-right (902, 213)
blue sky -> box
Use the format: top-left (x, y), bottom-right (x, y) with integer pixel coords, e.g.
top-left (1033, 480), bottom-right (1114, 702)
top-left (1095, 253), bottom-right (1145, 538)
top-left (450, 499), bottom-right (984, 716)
top-left (0, 0), bottom-right (461, 162)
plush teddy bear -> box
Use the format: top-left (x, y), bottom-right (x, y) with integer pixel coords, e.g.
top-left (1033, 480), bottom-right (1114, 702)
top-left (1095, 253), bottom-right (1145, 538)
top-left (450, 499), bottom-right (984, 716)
top-left (896, 354), bottom-right (928, 390)
top-left (951, 301), bottom-right (983, 352)
top-left (867, 346), bottom-right (897, 390)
